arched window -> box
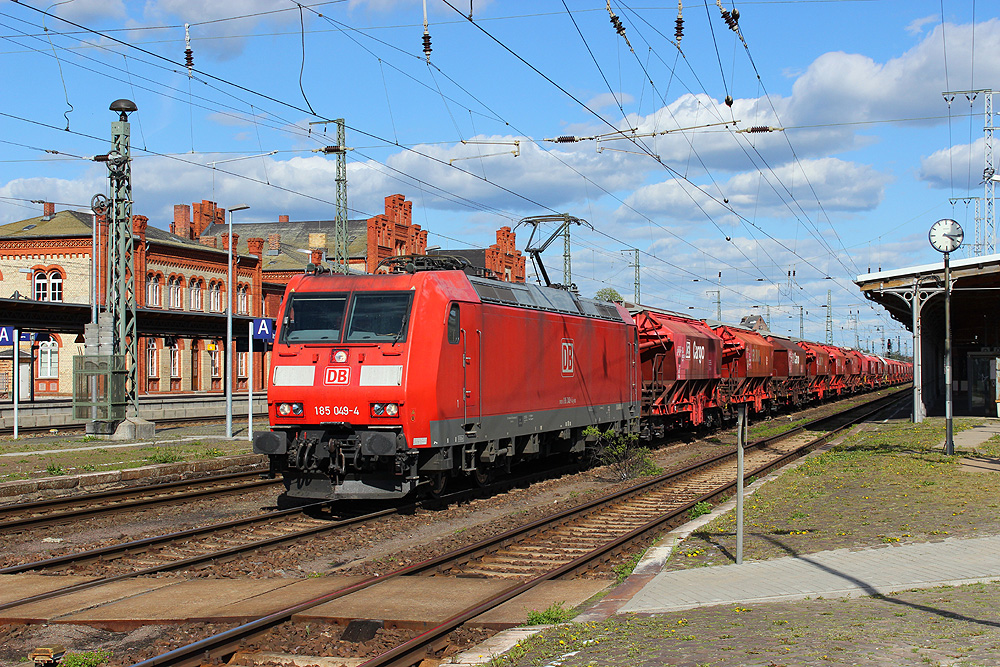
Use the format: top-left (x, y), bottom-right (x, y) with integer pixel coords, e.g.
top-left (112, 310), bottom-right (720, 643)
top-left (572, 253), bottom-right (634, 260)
top-left (168, 276), bottom-right (184, 309)
top-left (209, 281), bottom-right (222, 313)
top-left (38, 340), bottom-right (58, 379)
top-left (33, 271), bottom-right (48, 301)
top-left (146, 338), bottom-right (159, 378)
top-left (48, 272), bottom-right (63, 302)
top-left (237, 284), bottom-right (249, 315)
top-left (146, 274), bottom-right (162, 307)
top-left (189, 279), bottom-right (203, 311)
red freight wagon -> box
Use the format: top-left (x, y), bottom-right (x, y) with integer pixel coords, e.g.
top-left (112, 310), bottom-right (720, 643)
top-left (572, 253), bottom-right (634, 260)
top-left (633, 309), bottom-right (723, 432)
top-left (254, 268), bottom-right (639, 501)
top-left (713, 325), bottom-right (774, 417)
top-left (844, 349), bottom-right (866, 392)
top-left (797, 340), bottom-right (831, 400)
top-left (822, 345), bottom-right (847, 396)
top-left (767, 335), bottom-right (809, 407)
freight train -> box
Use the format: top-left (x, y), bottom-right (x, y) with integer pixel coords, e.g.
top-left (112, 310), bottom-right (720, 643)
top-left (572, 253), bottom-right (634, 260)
top-left (252, 260), bottom-right (911, 502)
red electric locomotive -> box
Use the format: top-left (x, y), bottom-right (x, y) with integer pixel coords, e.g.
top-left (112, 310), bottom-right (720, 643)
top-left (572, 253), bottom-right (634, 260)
top-left (253, 263), bottom-right (639, 501)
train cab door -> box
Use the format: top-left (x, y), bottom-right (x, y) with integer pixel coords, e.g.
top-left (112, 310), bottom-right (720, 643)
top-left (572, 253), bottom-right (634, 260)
top-left (459, 302), bottom-right (482, 436)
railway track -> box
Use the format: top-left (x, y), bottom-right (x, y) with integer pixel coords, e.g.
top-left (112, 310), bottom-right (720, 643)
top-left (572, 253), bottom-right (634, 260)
top-left (0, 469), bottom-right (277, 533)
top-left (0, 411), bottom-right (270, 437)
top-left (125, 388), bottom-right (907, 667)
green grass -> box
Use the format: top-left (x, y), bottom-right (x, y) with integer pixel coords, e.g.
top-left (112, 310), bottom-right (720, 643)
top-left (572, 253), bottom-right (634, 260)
top-left (61, 650), bottom-right (112, 667)
top-left (526, 601), bottom-right (573, 625)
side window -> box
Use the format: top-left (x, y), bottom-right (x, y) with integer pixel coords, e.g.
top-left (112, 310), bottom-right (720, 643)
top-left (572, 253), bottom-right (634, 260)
top-left (447, 304), bottom-right (460, 344)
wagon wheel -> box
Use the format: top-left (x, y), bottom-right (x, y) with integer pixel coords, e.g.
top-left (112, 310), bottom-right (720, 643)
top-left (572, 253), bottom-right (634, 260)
top-left (427, 472), bottom-right (448, 498)
top-left (472, 463), bottom-right (494, 487)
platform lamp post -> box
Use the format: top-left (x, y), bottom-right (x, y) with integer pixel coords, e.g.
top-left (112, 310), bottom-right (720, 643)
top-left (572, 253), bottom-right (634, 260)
top-left (226, 204), bottom-right (249, 438)
top-left (928, 219), bottom-right (963, 456)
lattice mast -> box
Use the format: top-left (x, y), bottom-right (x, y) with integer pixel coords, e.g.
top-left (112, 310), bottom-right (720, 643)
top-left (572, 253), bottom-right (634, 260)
top-left (106, 100), bottom-right (139, 416)
top-left (563, 223), bottom-right (571, 286)
top-left (334, 118), bottom-right (349, 273)
top-left (943, 89), bottom-right (995, 255)
top-left (825, 290), bottom-right (833, 344)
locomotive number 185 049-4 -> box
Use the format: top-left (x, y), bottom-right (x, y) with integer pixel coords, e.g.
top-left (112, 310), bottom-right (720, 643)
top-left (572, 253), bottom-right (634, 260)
top-left (315, 405), bottom-right (360, 416)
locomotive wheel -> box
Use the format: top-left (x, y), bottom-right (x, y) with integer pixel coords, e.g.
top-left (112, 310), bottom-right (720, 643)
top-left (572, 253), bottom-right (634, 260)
top-left (472, 464), bottom-right (494, 487)
top-left (428, 472), bottom-right (448, 498)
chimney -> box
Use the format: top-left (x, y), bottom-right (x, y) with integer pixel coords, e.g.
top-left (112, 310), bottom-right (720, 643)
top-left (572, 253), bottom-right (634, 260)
top-left (42, 202), bottom-right (55, 219)
top-left (222, 233), bottom-right (239, 252)
top-left (279, 215), bottom-right (289, 223)
top-left (310, 249), bottom-right (324, 265)
top-left (173, 204), bottom-right (191, 239)
top-left (247, 237), bottom-right (265, 257)
top-left (309, 232), bottom-right (327, 249)
top-left (267, 233), bottom-right (281, 256)
top-left (201, 237), bottom-right (218, 248)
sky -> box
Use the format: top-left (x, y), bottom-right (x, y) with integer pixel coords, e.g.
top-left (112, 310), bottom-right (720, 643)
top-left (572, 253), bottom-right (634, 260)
top-left (1, 0), bottom-right (997, 351)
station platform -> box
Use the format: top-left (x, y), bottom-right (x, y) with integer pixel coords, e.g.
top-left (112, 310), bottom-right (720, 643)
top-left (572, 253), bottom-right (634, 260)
top-left (0, 573), bottom-right (610, 631)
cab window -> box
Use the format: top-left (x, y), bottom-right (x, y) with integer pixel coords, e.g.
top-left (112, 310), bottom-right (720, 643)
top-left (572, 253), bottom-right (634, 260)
top-left (447, 304), bottom-right (460, 344)
top-left (281, 293), bottom-right (348, 343)
top-left (345, 292), bottom-right (414, 342)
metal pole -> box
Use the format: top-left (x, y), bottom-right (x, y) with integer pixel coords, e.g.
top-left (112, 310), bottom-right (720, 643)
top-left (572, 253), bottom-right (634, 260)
top-left (226, 204), bottom-right (249, 439)
top-left (736, 404), bottom-right (745, 565)
top-left (945, 252), bottom-right (954, 455)
top-left (248, 321), bottom-right (253, 442)
top-left (12, 328), bottom-right (18, 440)
top-left (226, 211), bottom-right (233, 438)
top-left (912, 278), bottom-right (924, 423)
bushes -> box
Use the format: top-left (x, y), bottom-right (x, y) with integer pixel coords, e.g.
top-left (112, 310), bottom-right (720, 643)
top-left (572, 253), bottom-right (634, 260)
top-left (585, 426), bottom-right (661, 480)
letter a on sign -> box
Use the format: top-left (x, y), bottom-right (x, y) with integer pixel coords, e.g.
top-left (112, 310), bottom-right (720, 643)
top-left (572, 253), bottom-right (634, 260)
top-left (252, 318), bottom-right (275, 341)
top-left (0, 327), bottom-right (13, 346)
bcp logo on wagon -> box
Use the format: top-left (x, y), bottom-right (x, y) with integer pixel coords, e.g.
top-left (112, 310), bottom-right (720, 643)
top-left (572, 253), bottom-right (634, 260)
top-left (325, 367), bottom-right (350, 385)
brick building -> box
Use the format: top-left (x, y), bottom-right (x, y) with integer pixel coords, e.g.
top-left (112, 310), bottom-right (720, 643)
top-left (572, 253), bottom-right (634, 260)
top-left (0, 194), bottom-right (525, 397)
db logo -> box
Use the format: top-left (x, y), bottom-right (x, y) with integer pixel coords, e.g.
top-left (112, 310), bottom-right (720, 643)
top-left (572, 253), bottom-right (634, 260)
top-left (561, 339), bottom-right (574, 376)
top-left (325, 367), bottom-right (350, 385)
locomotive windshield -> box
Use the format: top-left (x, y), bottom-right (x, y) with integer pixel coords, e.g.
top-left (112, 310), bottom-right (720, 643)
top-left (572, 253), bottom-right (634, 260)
top-left (345, 292), bottom-right (413, 342)
top-left (280, 291), bottom-right (413, 344)
top-left (281, 293), bottom-right (348, 343)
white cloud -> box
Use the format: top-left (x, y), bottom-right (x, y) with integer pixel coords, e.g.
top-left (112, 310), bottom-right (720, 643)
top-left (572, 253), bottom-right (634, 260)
top-left (585, 92), bottom-right (635, 111)
top-left (23, 0), bottom-right (127, 23)
top-left (620, 157), bottom-right (891, 224)
top-left (906, 15), bottom-right (938, 35)
top-left (918, 138), bottom-right (986, 191)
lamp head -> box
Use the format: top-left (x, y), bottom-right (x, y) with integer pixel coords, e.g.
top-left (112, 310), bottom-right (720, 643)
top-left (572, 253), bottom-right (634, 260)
top-left (109, 99), bottom-right (137, 121)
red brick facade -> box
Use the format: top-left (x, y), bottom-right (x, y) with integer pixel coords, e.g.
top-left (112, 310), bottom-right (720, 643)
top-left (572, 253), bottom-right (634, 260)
top-left (485, 226), bottom-right (526, 283)
top-left (366, 194), bottom-right (428, 273)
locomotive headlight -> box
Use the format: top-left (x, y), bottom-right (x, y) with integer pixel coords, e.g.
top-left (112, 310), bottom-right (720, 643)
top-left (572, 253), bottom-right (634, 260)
top-left (277, 402), bottom-right (304, 417)
top-left (333, 349), bottom-right (348, 363)
top-left (371, 402), bottom-right (399, 418)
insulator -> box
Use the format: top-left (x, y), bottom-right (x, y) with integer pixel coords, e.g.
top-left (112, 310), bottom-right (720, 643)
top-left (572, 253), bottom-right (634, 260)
top-left (184, 48), bottom-right (193, 69)
top-left (422, 33), bottom-right (432, 62)
top-left (555, 136), bottom-right (578, 143)
top-left (748, 125), bottom-right (770, 133)
top-left (610, 13), bottom-right (626, 37)
top-left (675, 16), bottom-right (684, 42)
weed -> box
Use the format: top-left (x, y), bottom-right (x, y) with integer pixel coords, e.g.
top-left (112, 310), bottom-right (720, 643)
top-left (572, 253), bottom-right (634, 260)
top-left (688, 501), bottom-right (712, 520)
top-left (61, 651), bottom-right (113, 667)
top-left (45, 463), bottom-right (65, 476)
top-left (585, 425), bottom-right (662, 480)
top-left (526, 601), bottom-right (572, 625)
top-left (613, 551), bottom-right (644, 583)
top-left (80, 435), bottom-right (102, 442)
top-left (82, 463), bottom-right (97, 472)
top-left (145, 450), bottom-right (183, 465)
top-left (202, 447), bottom-right (225, 458)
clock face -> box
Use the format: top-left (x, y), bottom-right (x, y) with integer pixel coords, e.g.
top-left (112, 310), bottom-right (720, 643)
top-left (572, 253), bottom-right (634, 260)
top-left (929, 219), bottom-right (963, 253)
